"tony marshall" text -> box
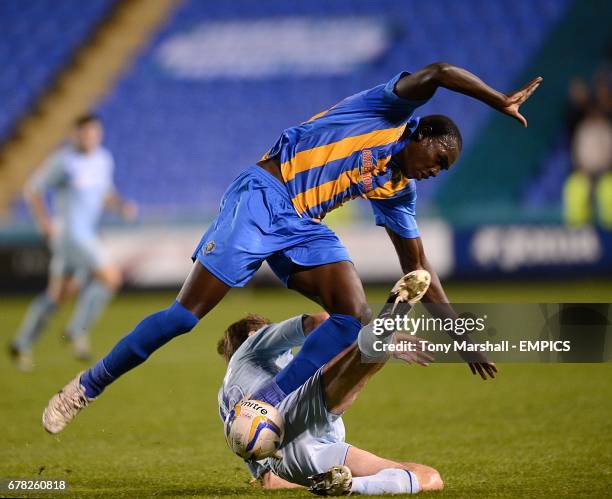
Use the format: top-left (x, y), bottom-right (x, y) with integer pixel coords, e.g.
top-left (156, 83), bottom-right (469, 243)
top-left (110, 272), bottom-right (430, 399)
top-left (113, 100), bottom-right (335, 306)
top-left (375, 340), bottom-right (571, 353)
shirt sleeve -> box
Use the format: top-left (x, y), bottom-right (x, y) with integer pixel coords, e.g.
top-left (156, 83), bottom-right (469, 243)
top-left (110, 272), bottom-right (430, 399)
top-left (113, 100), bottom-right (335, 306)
top-left (369, 185), bottom-right (420, 239)
top-left (360, 71), bottom-right (430, 125)
top-left (27, 151), bottom-right (66, 192)
top-left (246, 316), bottom-right (307, 356)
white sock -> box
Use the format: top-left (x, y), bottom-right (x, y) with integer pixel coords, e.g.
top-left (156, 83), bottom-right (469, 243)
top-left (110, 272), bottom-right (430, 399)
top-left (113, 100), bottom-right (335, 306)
top-left (358, 303), bottom-right (415, 360)
top-left (351, 468), bottom-right (419, 495)
top-left (357, 322), bottom-right (394, 360)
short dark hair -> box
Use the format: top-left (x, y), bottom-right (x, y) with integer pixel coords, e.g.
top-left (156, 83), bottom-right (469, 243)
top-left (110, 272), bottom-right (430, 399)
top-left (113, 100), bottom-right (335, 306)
top-left (74, 113), bottom-right (100, 128)
top-left (217, 313), bottom-right (271, 362)
top-left (416, 114), bottom-right (462, 152)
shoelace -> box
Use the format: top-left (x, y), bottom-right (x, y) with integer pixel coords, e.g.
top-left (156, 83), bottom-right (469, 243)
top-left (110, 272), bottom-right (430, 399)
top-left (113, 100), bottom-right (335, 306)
top-left (309, 468), bottom-right (352, 496)
top-left (55, 385), bottom-right (88, 419)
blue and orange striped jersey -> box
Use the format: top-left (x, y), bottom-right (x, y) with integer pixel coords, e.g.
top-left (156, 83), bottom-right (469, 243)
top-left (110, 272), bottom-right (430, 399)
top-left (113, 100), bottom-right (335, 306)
top-left (260, 72), bottom-right (429, 238)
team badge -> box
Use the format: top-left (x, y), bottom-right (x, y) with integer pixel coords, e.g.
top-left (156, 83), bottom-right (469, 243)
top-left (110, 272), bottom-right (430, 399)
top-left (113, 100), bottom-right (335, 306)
top-left (205, 241), bottom-right (216, 253)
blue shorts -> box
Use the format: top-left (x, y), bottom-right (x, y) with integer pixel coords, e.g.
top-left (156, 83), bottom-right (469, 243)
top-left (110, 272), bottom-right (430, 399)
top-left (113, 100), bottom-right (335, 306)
top-left (192, 166), bottom-right (351, 287)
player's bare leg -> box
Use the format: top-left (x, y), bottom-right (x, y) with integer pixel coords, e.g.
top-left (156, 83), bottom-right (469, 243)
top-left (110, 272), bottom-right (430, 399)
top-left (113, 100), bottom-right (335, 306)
top-left (175, 261), bottom-right (231, 318)
top-left (250, 261), bottom-right (372, 405)
top-left (310, 343), bottom-right (441, 494)
top-left (288, 261), bottom-right (371, 323)
top-left (323, 344), bottom-right (385, 414)
top-left (252, 267), bottom-right (430, 408)
top-left (344, 447), bottom-right (443, 492)
top-left (308, 346), bottom-right (441, 495)
top-left (309, 460), bottom-right (441, 496)
top-left (43, 261), bottom-right (230, 433)
top-left (307, 271), bottom-right (439, 494)
top-left (322, 270), bottom-right (431, 414)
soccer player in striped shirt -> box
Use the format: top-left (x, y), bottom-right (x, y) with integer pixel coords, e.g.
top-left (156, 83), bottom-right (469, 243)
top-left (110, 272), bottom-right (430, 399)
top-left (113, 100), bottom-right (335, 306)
top-left (42, 62), bottom-right (541, 433)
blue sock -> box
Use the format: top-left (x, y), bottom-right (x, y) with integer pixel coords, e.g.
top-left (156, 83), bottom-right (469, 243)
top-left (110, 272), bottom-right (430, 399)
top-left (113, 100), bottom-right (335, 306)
top-left (80, 301), bottom-right (198, 398)
top-left (80, 359), bottom-right (115, 398)
top-left (253, 314), bottom-right (361, 405)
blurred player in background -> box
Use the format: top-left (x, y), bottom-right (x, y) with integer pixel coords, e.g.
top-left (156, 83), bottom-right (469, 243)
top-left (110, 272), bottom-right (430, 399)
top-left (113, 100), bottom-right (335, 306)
top-left (9, 114), bottom-right (136, 371)
top-left (218, 272), bottom-right (441, 495)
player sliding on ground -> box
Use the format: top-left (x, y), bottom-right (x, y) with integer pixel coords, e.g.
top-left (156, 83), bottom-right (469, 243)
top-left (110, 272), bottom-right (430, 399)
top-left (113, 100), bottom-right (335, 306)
top-left (219, 271), bottom-right (440, 495)
top-left (43, 62), bottom-right (542, 433)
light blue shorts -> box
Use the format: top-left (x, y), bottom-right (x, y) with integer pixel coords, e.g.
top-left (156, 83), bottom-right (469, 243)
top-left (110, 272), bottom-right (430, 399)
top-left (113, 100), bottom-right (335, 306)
top-left (265, 370), bottom-right (350, 486)
top-left (50, 236), bottom-right (108, 277)
top-left (192, 166), bottom-right (351, 287)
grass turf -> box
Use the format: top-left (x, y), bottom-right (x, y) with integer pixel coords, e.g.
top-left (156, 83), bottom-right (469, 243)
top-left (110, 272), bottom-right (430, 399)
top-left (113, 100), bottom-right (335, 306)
top-left (1, 281), bottom-right (611, 498)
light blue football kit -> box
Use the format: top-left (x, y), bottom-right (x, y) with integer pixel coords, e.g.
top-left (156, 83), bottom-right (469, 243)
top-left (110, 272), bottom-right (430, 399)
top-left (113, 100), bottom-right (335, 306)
top-left (218, 316), bottom-right (421, 494)
top-left (218, 316), bottom-right (350, 486)
top-left (13, 145), bottom-right (116, 353)
top-left (29, 145), bottom-right (115, 275)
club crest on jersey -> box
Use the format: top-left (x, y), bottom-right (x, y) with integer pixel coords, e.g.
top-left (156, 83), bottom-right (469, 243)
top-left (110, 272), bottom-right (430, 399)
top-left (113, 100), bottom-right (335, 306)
top-left (361, 149), bottom-right (375, 192)
top-left (205, 241), bottom-right (216, 253)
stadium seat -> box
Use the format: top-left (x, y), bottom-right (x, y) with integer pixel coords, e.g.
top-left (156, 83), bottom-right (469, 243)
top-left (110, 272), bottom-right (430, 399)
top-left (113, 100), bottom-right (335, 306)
top-left (0, 0), bottom-right (116, 142)
top-left (97, 0), bottom-right (570, 218)
top-left (4, 0), bottom-right (571, 221)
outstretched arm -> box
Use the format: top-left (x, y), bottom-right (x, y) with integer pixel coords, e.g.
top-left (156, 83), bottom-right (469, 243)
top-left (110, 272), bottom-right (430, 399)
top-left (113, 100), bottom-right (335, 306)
top-left (395, 62), bottom-right (543, 127)
top-left (105, 190), bottom-right (138, 221)
top-left (24, 188), bottom-right (53, 243)
top-left (385, 228), bottom-right (497, 380)
top-left (24, 155), bottom-right (65, 243)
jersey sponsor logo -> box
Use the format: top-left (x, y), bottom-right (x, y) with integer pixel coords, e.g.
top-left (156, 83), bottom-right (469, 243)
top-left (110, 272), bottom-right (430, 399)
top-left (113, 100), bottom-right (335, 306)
top-left (361, 149), bottom-right (375, 193)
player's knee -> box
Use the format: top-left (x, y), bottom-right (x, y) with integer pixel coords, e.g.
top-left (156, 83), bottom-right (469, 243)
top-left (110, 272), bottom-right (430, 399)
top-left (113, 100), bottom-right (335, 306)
top-left (48, 294), bottom-right (63, 307)
top-left (97, 266), bottom-right (122, 290)
top-left (420, 467), bottom-right (444, 491)
top-left (109, 270), bottom-right (122, 290)
top-left (46, 280), bottom-right (64, 304)
top-left (160, 301), bottom-right (199, 338)
top-left (44, 287), bottom-right (64, 307)
top-left (312, 311), bottom-right (330, 329)
top-left (359, 303), bottom-right (373, 324)
top-left (338, 299), bottom-right (372, 325)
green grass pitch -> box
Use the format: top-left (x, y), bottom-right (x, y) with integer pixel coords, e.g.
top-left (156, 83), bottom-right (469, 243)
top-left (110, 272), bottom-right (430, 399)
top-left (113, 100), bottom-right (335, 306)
top-left (1, 281), bottom-right (611, 498)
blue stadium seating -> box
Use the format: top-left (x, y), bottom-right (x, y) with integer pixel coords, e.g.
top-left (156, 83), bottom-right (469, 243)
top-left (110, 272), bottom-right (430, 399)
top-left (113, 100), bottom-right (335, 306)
top-left (0, 0), bottom-right (115, 141)
top-left (523, 135), bottom-right (572, 211)
top-left (97, 0), bottom-right (569, 219)
top-left (4, 0), bottom-right (571, 221)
